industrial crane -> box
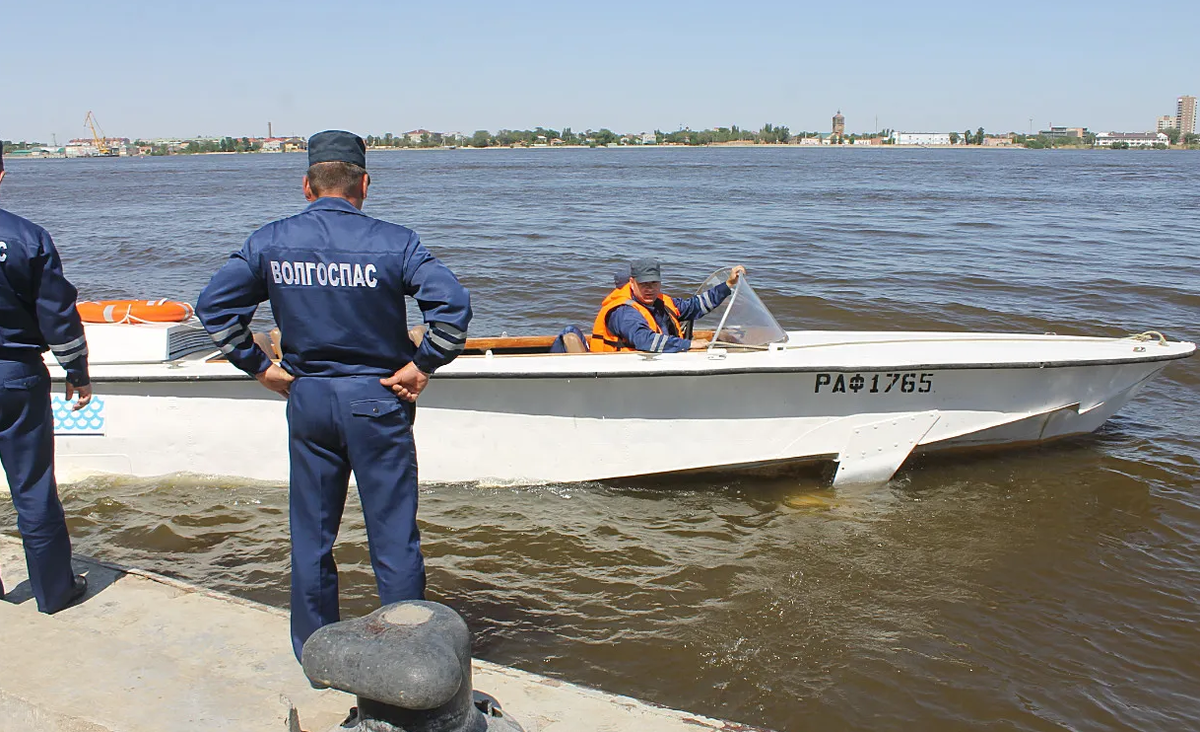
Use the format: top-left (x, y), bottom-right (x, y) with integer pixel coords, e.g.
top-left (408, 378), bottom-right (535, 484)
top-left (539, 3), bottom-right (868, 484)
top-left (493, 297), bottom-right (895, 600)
top-left (84, 111), bottom-right (116, 156)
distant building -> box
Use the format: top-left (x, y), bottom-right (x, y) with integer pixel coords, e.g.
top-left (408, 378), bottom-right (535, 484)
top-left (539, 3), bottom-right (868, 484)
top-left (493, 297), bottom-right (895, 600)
top-left (640, 132), bottom-right (657, 144)
top-left (64, 144), bottom-right (98, 157)
top-left (982, 135), bottom-right (1015, 146)
top-left (894, 132), bottom-right (951, 145)
top-left (1094, 131), bottom-right (1169, 147)
top-left (1040, 127), bottom-right (1087, 139)
top-left (1177, 96), bottom-right (1197, 134)
top-left (1156, 115), bottom-right (1176, 132)
top-left (404, 129), bottom-right (434, 143)
top-left (832, 110), bottom-right (845, 137)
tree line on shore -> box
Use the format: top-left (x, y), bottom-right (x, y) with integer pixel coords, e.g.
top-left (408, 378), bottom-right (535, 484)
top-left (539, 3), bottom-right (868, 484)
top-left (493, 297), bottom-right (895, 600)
top-left (1011, 128), bottom-right (1198, 149)
top-left (5, 126), bottom-right (1199, 156)
top-left (1, 137), bottom-right (266, 155)
top-left (365, 125), bottom-right (892, 148)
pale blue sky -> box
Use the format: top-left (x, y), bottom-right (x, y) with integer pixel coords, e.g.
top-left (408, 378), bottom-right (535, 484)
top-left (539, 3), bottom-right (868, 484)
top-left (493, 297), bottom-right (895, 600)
top-left (4, 0), bottom-right (1197, 142)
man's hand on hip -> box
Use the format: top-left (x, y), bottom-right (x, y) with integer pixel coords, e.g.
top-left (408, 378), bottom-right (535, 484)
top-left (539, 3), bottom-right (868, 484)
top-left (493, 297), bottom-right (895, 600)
top-left (66, 383), bottom-right (93, 411)
top-left (381, 362), bottom-right (430, 403)
top-left (256, 364), bottom-right (294, 398)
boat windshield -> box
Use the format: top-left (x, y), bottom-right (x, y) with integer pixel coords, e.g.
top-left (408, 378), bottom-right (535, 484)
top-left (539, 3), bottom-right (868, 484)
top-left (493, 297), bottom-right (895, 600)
top-left (693, 269), bottom-right (787, 348)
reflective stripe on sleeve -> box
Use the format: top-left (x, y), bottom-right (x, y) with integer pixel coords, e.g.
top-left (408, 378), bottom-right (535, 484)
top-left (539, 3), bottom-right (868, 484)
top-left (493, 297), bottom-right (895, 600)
top-left (426, 322), bottom-right (467, 355)
top-left (208, 323), bottom-right (252, 347)
top-left (427, 330), bottom-right (465, 355)
top-left (431, 322), bottom-right (466, 340)
top-left (49, 334), bottom-right (87, 356)
top-left (53, 346), bottom-right (88, 366)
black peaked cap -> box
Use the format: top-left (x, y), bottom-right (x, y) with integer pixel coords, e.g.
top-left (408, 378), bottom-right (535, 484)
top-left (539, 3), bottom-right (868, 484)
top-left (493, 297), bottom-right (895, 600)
top-left (308, 130), bottom-right (366, 168)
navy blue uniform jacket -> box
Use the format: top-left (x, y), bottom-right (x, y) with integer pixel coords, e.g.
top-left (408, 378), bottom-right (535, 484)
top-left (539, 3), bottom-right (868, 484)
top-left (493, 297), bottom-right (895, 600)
top-left (0, 208), bottom-right (90, 385)
top-left (196, 198), bottom-right (472, 377)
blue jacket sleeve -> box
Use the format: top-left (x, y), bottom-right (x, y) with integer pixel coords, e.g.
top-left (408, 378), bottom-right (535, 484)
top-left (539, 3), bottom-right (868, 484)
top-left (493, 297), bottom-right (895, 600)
top-left (403, 234), bottom-right (472, 374)
top-left (196, 240), bottom-right (272, 377)
top-left (606, 305), bottom-right (691, 353)
top-left (673, 283), bottom-right (731, 322)
top-left (32, 228), bottom-right (90, 386)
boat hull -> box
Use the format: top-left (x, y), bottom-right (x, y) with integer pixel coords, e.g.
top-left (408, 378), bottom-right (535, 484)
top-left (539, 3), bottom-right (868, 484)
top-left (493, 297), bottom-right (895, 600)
top-left (31, 344), bottom-right (1183, 489)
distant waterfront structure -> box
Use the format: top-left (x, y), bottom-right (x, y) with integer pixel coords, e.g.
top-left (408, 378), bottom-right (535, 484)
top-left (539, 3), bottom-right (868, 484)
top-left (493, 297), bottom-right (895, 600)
top-left (1176, 96), bottom-right (1197, 134)
top-left (1039, 126), bottom-right (1087, 139)
top-left (832, 111), bottom-right (845, 137)
top-left (1156, 115), bottom-right (1175, 132)
top-left (1094, 131), bottom-right (1169, 147)
top-left (894, 132), bottom-right (950, 145)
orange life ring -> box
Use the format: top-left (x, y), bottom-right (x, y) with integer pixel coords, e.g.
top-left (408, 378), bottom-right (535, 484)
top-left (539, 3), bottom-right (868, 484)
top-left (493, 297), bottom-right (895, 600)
top-left (77, 299), bottom-right (195, 324)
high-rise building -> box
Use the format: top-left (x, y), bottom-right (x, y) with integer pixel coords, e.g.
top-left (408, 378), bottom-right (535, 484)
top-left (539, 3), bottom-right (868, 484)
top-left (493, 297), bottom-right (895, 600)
top-left (1177, 96), bottom-right (1197, 135)
top-left (1157, 115), bottom-right (1175, 132)
top-left (832, 110), bottom-right (845, 137)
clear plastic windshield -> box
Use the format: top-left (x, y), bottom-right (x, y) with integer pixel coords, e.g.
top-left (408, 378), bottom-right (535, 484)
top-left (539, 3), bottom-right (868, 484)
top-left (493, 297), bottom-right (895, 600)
top-left (693, 269), bottom-right (787, 349)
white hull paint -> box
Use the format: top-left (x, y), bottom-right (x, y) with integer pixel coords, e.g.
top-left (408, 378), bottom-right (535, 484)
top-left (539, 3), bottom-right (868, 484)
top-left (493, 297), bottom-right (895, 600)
top-left (17, 328), bottom-right (1191, 491)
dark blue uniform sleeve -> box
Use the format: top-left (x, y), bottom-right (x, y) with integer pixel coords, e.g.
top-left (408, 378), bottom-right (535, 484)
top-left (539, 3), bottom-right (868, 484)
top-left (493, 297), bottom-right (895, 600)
top-left (403, 235), bottom-right (472, 374)
top-left (673, 283), bottom-right (731, 322)
top-left (33, 228), bottom-right (90, 386)
top-left (606, 305), bottom-right (691, 353)
top-left (196, 241), bottom-right (272, 377)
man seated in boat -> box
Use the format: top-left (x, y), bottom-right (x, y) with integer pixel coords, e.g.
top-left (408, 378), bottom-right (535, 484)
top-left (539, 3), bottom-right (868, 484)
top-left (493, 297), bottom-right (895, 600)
top-left (589, 259), bottom-right (745, 353)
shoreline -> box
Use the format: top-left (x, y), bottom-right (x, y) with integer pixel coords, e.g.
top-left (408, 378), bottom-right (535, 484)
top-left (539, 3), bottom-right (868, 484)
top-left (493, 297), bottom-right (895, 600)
top-left (7, 145), bottom-right (1197, 162)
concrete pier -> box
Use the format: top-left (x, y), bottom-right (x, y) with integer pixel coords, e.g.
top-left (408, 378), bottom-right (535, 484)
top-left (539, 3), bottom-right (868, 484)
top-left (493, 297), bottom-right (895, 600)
top-left (0, 536), bottom-right (768, 732)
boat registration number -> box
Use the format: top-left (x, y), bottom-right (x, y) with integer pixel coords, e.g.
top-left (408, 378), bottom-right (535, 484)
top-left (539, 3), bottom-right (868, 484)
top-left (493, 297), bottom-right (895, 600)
top-left (814, 372), bottom-right (934, 394)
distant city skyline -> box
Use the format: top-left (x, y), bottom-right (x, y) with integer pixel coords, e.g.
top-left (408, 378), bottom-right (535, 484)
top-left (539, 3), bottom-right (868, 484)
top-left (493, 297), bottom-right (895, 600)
top-left (5, 0), bottom-right (1198, 143)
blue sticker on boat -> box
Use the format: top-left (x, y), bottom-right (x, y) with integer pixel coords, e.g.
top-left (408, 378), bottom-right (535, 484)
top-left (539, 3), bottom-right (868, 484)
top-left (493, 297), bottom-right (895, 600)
top-left (53, 396), bottom-right (106, 435)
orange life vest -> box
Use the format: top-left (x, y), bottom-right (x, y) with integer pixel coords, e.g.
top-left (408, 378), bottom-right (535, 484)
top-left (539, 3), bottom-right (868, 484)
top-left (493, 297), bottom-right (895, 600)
top-left (589, 283), bottom-right (683, 352)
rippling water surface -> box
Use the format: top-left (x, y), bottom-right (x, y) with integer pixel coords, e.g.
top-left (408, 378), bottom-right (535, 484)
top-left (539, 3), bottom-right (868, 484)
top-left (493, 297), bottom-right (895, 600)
top-left (2, 149), bottom-right (1198, 731)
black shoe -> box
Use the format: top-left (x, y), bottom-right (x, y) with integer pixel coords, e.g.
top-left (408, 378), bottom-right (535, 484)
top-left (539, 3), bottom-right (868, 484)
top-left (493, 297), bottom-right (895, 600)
top-left (51, 575), bottom-right (87, 613)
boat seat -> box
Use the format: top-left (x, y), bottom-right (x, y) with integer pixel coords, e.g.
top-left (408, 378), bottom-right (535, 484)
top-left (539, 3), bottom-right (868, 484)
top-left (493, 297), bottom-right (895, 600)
top-left (409, 325), bottom-right (426, 347)
top-left (562, 331), bottom-right (587, 353)
top-left (252, 328), bottom-right (283, 361)
top-left (252, 332), bottom-right (272, 356)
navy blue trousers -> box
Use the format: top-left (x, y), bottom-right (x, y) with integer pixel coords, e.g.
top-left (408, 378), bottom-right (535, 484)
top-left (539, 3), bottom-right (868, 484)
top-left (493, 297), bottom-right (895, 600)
top-left (286, 375), bottom-right (425, 661)
top-left (0, 358), bottom-right (75, 613)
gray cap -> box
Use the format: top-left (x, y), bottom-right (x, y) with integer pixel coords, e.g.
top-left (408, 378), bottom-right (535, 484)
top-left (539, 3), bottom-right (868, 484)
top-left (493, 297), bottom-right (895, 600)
top-left (612, 262), bottom-right (631, 287)
top-left (630, 258), bottom-right (661, 283)
top-left (308, 130), bottom-right (367, 168)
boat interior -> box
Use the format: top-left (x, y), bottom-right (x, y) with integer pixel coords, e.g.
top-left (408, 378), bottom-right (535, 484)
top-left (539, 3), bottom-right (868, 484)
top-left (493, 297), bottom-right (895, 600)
top-left (249, 326), bottom-right (720, 358)
top-left (236, 272), bottom-right (786, 359)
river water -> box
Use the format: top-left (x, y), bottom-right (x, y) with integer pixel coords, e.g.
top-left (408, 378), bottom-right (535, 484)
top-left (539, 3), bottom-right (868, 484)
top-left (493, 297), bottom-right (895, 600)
top-left (2, 148), bottom-right (1198, 731)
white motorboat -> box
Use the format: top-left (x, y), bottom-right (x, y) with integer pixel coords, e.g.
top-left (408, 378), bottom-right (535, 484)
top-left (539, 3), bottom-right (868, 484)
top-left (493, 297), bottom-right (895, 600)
top-left (16, 272), bottom-right (1195, 491)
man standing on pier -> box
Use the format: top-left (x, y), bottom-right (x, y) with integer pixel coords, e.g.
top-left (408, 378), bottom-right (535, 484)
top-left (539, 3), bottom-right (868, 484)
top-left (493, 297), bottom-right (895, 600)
top-left (196, 130), bottom-right (472, 661)
top-left (0, 148), bottom-right (92, 613)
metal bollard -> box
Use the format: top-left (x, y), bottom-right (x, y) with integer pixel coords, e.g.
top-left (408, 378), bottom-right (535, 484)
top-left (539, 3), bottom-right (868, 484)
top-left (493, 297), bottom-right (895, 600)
top-left (302, 600), bottom-right (524, 732)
